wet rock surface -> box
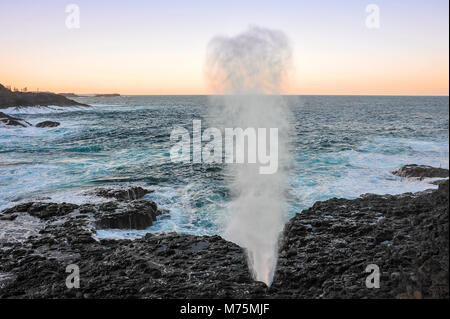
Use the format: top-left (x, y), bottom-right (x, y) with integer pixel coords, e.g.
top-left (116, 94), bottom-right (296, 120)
top-left (0, 181), bottom-right (448, 298)
top-left (35, 121), bottom-right (60, 128)
top-left (275, 180), bottom-right (448, 299)
top-left (0, 112), bottom-right (32, 127)
top-left (90, 186), bottom-right (153, 201)
top-left (3, 202), bottom-right (79, 219)
top-left (1, 187), bottom-right (161, 229)
top-left (392, 164), bottom-right (449, 180)
top-left (95, 200), bottom-right (160, 230)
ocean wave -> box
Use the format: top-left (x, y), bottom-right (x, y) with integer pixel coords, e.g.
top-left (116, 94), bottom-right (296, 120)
top-left (0, 105), bottom-right (90, 115)
top-left (288, 136), bottom-right (448, 212)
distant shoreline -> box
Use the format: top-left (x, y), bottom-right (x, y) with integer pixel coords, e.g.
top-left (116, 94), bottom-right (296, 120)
top-left (67, 94), bottom-right (450, 97)
top-left (0, 84), bottom-right (89, 109)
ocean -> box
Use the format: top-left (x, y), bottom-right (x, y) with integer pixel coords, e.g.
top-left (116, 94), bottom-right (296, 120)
top-left (0, 95), bottom-right (448, 239)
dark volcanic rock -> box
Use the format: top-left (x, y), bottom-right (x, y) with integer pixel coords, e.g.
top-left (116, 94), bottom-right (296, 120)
top-left (2, 197), bottom-right (161, 229)
top-left (2, 202), bottom-right (78, 219)
top-left (0, 182), bottom-right (448, 299)
top-left (392, 164), bottom-right (449, 180)
top-left (36, 121), bottom-right (60, 128)
top-left (96, 211), bottom-right (154, 229)
top-left (275, 180), bottom-right (449, 299)
top-left (91, 186), bottom-right (153, 201)
top-left (0, 83), bottom-right (89, 109)
top-left (96, 200), bottom-right (159, 230)
top-left (0, 112), bottom-right (32, 127)
top-left (0, 214), bottom-right (17, 221)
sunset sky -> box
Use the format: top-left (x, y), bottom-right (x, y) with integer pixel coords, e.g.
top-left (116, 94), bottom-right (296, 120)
top-left (0, 0), bottom-right (448, 95)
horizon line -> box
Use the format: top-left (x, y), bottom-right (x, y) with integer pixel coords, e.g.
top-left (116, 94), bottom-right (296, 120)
top-left (67, 93), bottom-right (450, 97)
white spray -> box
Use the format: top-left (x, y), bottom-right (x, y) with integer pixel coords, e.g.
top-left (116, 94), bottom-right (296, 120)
top-left (205, 26), bottom-right (292, 286)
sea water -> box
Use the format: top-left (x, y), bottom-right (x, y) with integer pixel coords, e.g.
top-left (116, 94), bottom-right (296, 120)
top-left (0, 95), bottom-right (448, 239)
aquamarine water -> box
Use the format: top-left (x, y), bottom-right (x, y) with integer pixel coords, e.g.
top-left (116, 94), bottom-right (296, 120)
top-left (0, 95), bottom-right (448, 238)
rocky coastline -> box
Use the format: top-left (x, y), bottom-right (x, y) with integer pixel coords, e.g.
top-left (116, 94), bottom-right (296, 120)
top-left (0, 112), bottom-right (32, 128)
top-left (0, 83), bottom-right (90, 129)
top-left (1, 112), bottom-right (61, 128)
top-left (0, 166), bottom-right (448, 299)
top-left (0, 84), bottom-right (89, 109)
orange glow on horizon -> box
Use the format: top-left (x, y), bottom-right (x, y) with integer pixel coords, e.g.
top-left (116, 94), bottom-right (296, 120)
top-left (1, 51), bottom-right (447, 96)
top-left (1, 71), bottom-right (448, 96)
top-left (1, 34), bottom-right (448, 96)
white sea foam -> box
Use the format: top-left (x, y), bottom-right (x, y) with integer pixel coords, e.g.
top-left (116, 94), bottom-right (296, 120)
top-left (0, 105), bottom-right (89, 115)
top-left (96, 183), bottom-right (227, 239)
top-left (0, 213), bottom-right (44, 244)
top-left (289, 137), bottom-right (449, 211)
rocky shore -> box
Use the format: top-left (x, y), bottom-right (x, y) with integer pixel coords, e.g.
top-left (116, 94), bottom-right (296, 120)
top-left (0, 167), bottom-right (448, 299)
top-left (1, 112), bottom-right (62, 129)
top-left (0, 112), bottom-right (32, 128)
top-left (0, 84), bottom-right (89, 109)
top-left (0, 83), bottom-right (89, 128)
top-left (1, 112), bottom-right (61, 128)
top-left (392, 164), bottom-right (449, 185)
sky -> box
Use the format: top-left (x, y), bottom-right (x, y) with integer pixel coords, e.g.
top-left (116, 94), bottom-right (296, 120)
top-left (0, 0), bottom-right (448, 95)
